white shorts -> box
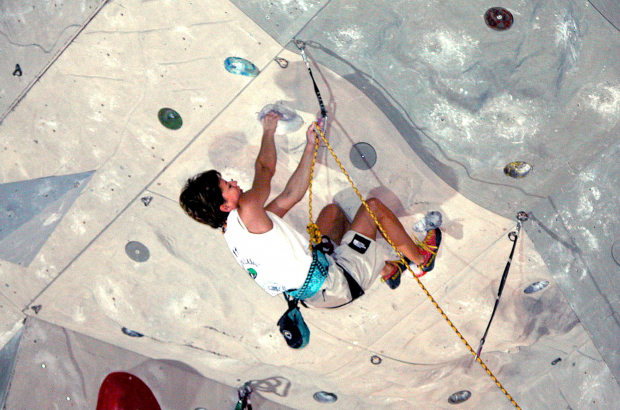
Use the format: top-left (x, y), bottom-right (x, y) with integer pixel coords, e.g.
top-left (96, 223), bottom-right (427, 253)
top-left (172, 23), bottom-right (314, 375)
top-left (305, 231), bottom-right (384, 308)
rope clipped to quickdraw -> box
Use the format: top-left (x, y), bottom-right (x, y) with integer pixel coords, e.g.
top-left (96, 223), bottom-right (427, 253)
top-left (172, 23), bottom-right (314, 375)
top-left (295, 38), bottom-right (328, 249)
top-left (306, 120), bottom-right (323, 248)
top-left (296, 38), bottom-right (522, 410)
top-left (475, 211), bottom-right (529, 358)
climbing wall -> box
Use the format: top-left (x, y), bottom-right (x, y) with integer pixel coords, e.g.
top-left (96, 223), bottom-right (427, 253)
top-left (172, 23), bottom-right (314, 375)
top-left (1, 0), bottom-right (619, 409)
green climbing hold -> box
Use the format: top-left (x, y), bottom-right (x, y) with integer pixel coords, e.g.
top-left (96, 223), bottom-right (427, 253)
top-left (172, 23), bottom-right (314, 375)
top-left (158, 108), bottom-right (183, 130)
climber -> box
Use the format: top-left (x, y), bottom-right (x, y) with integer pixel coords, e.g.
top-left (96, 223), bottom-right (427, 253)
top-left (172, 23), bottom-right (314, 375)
top-left (179, 112), bottom-right (441, 308)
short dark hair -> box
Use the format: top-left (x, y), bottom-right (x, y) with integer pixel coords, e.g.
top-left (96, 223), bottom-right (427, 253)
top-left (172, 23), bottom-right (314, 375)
top-left (179, 170), bottom-right (229, 229)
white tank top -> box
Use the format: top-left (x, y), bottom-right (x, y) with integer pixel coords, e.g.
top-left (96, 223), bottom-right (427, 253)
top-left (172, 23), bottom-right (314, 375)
top-left (223, 209), bottom-right (312, 296)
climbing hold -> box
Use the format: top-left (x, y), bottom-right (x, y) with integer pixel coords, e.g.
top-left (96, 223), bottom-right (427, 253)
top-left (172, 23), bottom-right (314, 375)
top-left (121, 327), bottom-right (144, 337)
top-left (96, 372), bottom-right (161, 410)
top-left (370, 355), bottom-right (382, 365)
top-left (31, 305), bottom-right (42, 314)
top-left (258, 102), bottom-right (303, 134)
top-left (313, 391), bottom-right (338, 403)
top-left (413, 211), bottom-right (443, 232)
top-left (224, 57), bottom-right (259, 77)
top-left (448, 390), bottom-right (472, 404)
top-left (504, 161), bottom-right (532, 178)
top-left (551, 357), bottom-right (562, 365)
top-left (125, 241), bottom-right (150, 262)
top-left (13, 64), bottom-right (22, 76)
top-left (141, 196), bottom-right (153, 206)
top-left (524, 280), bottom-right (549, 294)
top-left (484, 7), bottom-right (514, 31)
top-left (349, 142), bottom-right (377, 170)
top-left (275, 57), bottom-right (289, 68)
top-left (158, 108), bottom-right (182, 130)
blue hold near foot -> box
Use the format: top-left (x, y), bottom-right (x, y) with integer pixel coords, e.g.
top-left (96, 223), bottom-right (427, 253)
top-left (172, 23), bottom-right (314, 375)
top-left (225, 57), bottom-right (259, 77)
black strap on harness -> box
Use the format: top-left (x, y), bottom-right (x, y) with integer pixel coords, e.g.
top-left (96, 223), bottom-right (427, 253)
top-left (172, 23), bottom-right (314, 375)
top-left (337, 263), bottom-right (365, 301)
top-left (475, 211), bottom-right (528, 358)
top-left (316, 236), bottom-right (364, 308)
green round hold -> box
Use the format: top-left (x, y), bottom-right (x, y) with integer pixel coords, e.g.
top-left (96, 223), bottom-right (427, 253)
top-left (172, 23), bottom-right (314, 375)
top-left (158, 108), bottom-right (183, 130)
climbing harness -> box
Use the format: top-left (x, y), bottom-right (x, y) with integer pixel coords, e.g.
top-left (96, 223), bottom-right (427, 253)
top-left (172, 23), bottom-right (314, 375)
top-left (476, 211), bottom-right (529, 358)
top-left (295, 38), bottom-right (523, 410)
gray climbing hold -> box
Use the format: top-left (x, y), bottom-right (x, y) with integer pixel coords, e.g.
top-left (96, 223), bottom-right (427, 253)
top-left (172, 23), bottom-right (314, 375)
top-left (258, 102), bottom-right (304, 135)
top-left (349, 142), bottom-right (377, 170)
top-left (413, 211), bottom-right (443, 232)
top-left (0, 171), bottom-right (95, 266)
top-left (448, 390), bottom-right (472, 404)
top-left (125, 241), bottom-right (150, 262)
top-left (313, 391), bottom-right (337, 403)
top-left (121, 327), bottom-right (144, 337)
top-left (524, 280), bottom-right (549, 294)
top-left (141, 196), bottom-right (153, 206)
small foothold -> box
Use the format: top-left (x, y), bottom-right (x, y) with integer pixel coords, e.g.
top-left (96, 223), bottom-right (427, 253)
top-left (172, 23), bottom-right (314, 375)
top-left (31, 305), bottom-right (42, 314)
top-left (141, 196), bottom-right (153, 206)
top-left (122, 327), bottom-right (144, 337)
top-left (448, 390), bottom-right (472, 404)
top-left (13, 64), bottom-right (22, 76)
top-left (370, 355), bottom-right (382, 365)
top-left (484, 7), bottom-right (514, 31)
top-left (275, 57), bottom-right (289, 68)
top-left (524, 280), bottom-right (549, 294)
top-left (551, 357), bottom-right (562, 365)
top-left (313, 392), bottom-right (337, 403)
top-left (504, 161), bottom-right (532, 178)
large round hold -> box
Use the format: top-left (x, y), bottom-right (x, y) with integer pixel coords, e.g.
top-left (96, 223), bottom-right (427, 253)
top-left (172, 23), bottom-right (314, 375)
top-left (484, 7), bottom-right (514, 31)
top-left (97, 372), bottom-right (161, 410)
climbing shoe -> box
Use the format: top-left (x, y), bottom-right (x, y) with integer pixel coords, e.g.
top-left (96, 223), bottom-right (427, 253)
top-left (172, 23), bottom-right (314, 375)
top-left (417, 228), bottom-right (442, 273)
top-left (382, 258), bottom-right (409, 289)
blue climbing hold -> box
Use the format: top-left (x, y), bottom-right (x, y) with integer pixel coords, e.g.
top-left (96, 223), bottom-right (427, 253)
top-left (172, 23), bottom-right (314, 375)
top-left (224, 57), bottom-right (259, 77)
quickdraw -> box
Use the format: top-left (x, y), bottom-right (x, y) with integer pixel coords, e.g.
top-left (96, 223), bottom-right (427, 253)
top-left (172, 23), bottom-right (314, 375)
top-left (476, 211), bottom-right (529, 358)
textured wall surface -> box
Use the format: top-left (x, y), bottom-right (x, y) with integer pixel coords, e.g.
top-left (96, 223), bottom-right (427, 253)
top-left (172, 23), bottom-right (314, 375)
top-left (1, 0), bottom-right (619, 409)
top-left (0, 0), bottom-right (105, 121)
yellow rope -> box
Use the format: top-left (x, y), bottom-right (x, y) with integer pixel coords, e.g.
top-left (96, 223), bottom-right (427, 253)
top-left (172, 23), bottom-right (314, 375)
top-left (307, 122), bottom-right (522, 410)
top-left (306, 126), bottom-right (322, 248)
